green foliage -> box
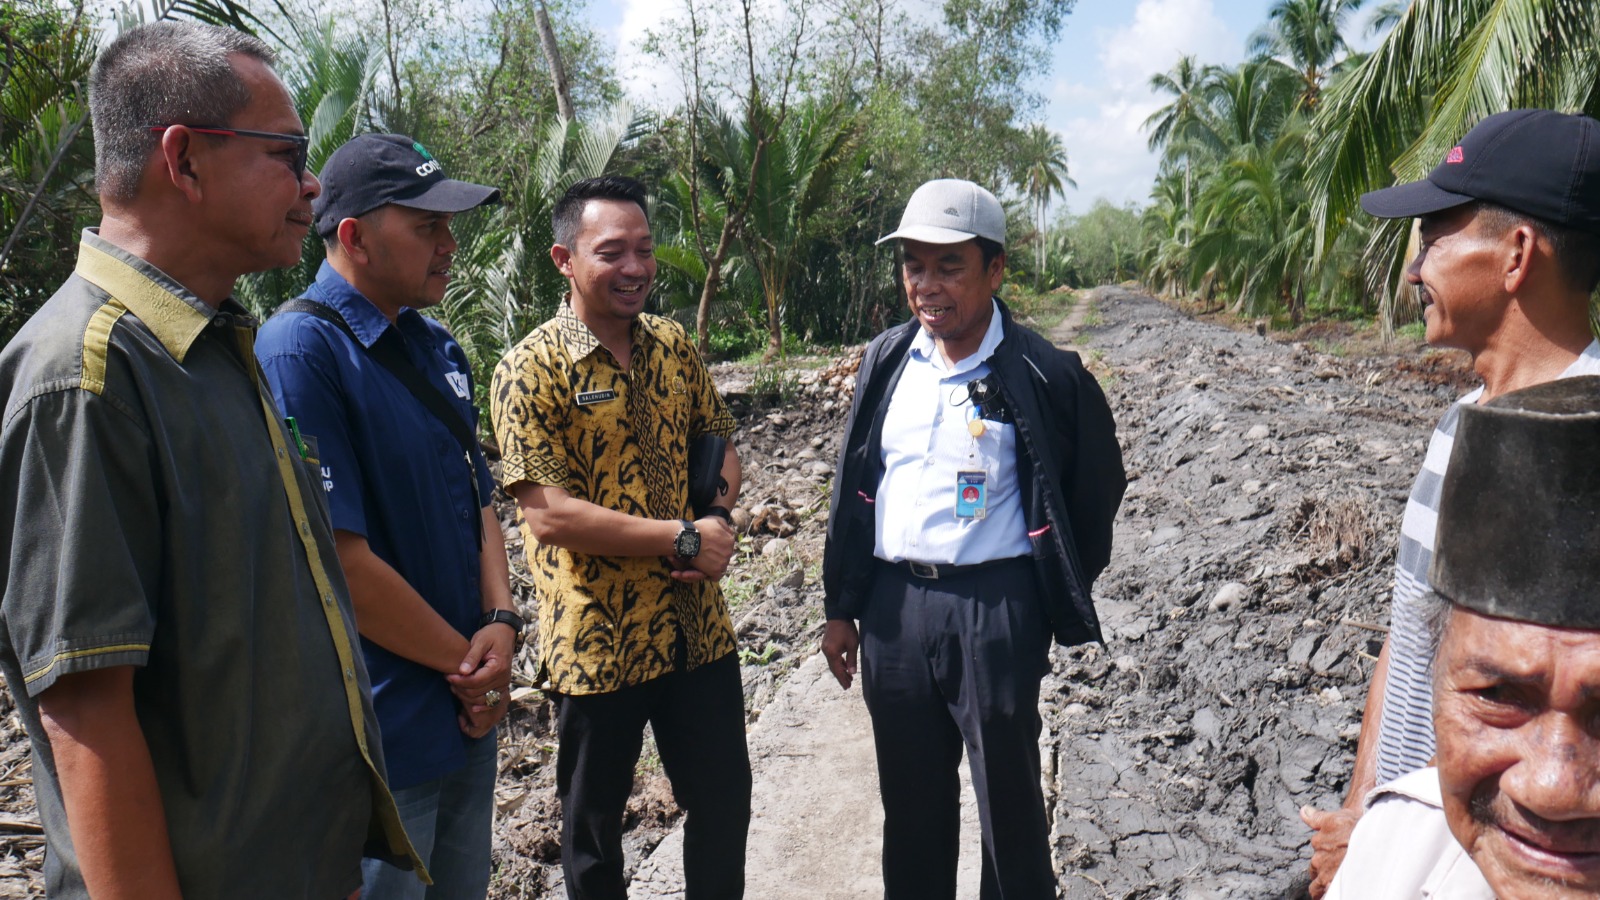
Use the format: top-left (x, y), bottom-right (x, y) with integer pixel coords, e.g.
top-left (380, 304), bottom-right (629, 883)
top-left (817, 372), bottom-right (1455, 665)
top-left (5, 0), bottom-right (1101, 369)
top-left (1306, 0), bottom-right (1600, 332)
top-left (1057, 200), bottom-right (1144, 288)
top-left (1135, 0), bottom-right (1388, 323)
top-left (748, 364), bottom-right (800, 403)
top-left (706, 322), bottom-right (760, 360)
top-left (1, 2), bottom-right (97, 344)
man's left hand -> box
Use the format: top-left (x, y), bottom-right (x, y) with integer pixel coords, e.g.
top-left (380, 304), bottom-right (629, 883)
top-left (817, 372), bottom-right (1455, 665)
top-left (448, 623), bottom-right (515, 713)
top-left (822, 619), bottom-right (860, 689)
top-left (458, 702), bottom-right (504, 739)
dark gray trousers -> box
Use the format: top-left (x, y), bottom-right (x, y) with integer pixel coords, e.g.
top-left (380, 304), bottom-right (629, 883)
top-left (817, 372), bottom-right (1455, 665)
top-left (550, 651), bottom-right (751, 900)
top-left (860, 558), bottom-right (1056, 900)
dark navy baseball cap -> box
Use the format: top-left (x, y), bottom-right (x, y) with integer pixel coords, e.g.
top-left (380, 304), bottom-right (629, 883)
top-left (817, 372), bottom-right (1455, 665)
top-left (313, 133), bottom-right (500, 238)
top-left (1360, 109), bottom-right (1600, 233)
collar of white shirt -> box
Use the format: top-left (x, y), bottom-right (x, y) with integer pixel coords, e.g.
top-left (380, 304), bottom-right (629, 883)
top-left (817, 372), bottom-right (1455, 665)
top-left (909, 298), bottom-right (1005, 375)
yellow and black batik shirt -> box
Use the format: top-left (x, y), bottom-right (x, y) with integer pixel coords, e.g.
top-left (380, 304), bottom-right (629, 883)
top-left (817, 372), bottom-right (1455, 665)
top-left (491, 302), bottom-right (737, 695)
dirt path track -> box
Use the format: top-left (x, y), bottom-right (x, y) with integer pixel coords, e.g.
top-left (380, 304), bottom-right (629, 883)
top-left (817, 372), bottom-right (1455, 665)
top-left (622, 286), bottom-right (1470, 899)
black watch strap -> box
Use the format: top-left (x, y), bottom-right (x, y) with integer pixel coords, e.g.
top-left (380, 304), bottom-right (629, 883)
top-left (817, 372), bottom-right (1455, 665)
top-left (480, 609), bottom-right (524, 637)
top-left (675, 519), bottom-right (700, 559)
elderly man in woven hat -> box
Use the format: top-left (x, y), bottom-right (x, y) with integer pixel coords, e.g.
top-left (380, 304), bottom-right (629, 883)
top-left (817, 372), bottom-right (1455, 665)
top-left (821, 178), bottom-right (1125, 897)
top-left (1303, 109), bottom-right (1600, 895)
top-left (1326, 375), bottom-right (1600, 899)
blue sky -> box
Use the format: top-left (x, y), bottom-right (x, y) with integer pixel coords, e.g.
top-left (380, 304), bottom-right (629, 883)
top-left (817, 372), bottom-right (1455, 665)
top-left (583, 0), bottom-right (1385, 211)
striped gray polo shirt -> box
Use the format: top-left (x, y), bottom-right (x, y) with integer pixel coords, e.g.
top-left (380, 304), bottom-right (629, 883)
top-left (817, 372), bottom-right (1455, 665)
top-left (1374, 339), bottom-right (1600, 783)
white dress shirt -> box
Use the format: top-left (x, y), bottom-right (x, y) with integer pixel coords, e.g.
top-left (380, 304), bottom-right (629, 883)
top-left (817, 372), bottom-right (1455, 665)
top-left (1326, 767), bottom-right (1495, 899)
top-left (874, 300), bottom-right (1030, 565)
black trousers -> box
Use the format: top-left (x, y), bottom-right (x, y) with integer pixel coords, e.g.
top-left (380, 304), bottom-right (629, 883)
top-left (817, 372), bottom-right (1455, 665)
top-left (550, 651), bottom-right (751, 900)
top-left (860, 559), bottom-right (1056, 900)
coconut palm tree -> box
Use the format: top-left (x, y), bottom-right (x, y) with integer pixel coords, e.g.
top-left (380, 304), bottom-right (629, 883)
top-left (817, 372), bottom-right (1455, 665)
top-left (1014, 123), bottom-right (1075, 290)
top-left (1189, 114), bottom-right (1316, 320)
top-left (1306, 0), bottom-right (1600, 329)
top-left (1143, 54), bottom-right (1220, 218)
top-left (695, 98), bottom-right (856, 360)
top-left (1248, 0), bottom-right (1370, 112)
top-left (1, 4), bottom-right (96, 339)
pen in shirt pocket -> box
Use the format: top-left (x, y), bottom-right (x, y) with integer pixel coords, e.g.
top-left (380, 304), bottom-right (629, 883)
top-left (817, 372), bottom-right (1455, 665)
top-left (285, 416), bottom-right (311, 461)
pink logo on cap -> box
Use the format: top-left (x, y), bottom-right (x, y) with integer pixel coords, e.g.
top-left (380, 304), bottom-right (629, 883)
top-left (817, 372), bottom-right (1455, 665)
top-left (1446, 146), bottom-right (1465, 164)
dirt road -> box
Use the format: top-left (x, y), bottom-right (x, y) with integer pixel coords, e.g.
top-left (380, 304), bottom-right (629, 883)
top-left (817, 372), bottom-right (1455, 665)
top-left (618, 286), bottom-right (1471, 898)
top-left (0, 287), bottom-right (1475, 898)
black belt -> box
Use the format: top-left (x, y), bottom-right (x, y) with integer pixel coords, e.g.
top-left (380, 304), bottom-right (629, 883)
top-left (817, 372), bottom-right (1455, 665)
top-left (889, 555), bottom-right (1030, 581)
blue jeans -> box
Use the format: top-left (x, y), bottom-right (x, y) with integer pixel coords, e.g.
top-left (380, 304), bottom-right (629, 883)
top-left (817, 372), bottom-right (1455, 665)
top-left (363, 730), bottom-right (498, 899)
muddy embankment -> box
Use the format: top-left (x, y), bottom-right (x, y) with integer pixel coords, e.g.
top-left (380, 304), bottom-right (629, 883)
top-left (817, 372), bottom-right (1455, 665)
top-left (0, 286), bottom-right (1474, 899)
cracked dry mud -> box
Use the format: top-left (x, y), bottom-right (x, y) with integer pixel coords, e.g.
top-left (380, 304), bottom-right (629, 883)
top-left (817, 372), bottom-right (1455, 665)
top-left (0, 287), bottom-right (1477, 898)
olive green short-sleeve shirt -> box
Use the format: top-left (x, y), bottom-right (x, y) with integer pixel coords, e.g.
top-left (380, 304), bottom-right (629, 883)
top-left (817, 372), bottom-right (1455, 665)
top-left (491, 304), bottom-right (736, 695)
top-left (0, 233), bottom-right (421, 898)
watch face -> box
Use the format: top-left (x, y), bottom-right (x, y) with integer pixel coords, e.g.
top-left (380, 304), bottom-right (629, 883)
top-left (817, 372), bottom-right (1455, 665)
top-left (676, 526), bottom-right (701, 559)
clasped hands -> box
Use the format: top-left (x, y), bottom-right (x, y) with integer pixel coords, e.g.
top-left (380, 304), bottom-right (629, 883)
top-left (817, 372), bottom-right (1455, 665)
top-left (448, 622), bottom-right (517, 739)
top-left (668, 515), bottom-right (736, 582)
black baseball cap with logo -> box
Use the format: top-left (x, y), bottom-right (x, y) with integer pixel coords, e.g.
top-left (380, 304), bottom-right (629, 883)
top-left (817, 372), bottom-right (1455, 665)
top-left (1360, 109), bottom-right (1600, 233)
top-left (313, 133), bottom-right (500, 238)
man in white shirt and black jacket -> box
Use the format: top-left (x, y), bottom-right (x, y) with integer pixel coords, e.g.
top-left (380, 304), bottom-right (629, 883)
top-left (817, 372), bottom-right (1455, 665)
top-left (820, 178), bottom-right (1126, 899)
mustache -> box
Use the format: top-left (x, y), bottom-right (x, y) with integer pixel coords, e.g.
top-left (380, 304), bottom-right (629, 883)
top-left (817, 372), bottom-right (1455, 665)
top-left (1471, 790), bottom-right (1600, 850)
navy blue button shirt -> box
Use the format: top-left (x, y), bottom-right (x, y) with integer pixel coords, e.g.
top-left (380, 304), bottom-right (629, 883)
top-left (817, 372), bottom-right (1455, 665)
top-left (257, 261), bottom-right (495, 790)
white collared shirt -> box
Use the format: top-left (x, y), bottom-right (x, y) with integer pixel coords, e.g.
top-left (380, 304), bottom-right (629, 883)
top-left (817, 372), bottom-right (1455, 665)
top-left (874, 299), bottom-right (1030, 565)
top-left (1326, 767), bottom-right (1495, 899)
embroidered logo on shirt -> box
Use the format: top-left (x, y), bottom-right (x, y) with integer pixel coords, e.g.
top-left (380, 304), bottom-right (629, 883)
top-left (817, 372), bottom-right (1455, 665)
top-left (576, 389), bottom-right (619, 405)
top-left (445, 371), bottom-right (470, 399)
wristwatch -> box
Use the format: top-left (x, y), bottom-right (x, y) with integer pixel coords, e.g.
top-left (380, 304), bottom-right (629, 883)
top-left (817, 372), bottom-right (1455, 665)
top-left (674, 519), bottom-right (701, 560)
top-left (480, 609), bottom-right (525, 650)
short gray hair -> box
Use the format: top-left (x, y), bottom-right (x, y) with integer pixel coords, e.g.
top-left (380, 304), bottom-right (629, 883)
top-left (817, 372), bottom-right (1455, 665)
top-left (89, 21), bottom-right (276, 202)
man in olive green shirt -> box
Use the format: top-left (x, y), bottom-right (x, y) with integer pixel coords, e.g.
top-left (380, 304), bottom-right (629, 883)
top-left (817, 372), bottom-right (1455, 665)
top-left (0, 22), bottom-right (418, 899)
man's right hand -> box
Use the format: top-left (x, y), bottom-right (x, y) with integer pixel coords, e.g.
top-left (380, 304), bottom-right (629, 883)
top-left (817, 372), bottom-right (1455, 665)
top-left (822, 619), bottom-right (859, 689)
top-left (1301, 804), bottom-right (1362, 898)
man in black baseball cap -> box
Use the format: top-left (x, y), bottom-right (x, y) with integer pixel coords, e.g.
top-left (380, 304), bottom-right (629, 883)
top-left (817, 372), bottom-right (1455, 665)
top-left (1302, 109), bottom-right (1600, 897)
top-left (312, 132), bottom-right (500, 237)
top-left (257, 135), bottom-right (513, 899)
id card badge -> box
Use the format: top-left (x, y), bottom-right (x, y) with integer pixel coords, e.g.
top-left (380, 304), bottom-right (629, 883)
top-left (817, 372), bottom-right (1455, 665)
top-left (955, 470), bottom-right (988, 519)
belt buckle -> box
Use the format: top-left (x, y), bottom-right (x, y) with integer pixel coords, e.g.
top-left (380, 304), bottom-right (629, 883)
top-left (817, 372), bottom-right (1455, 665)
top-left (908, 561), bottom-right (939, 580)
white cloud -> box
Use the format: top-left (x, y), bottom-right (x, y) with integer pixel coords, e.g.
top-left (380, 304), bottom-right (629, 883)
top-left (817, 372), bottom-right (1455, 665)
top-left (1045, 0), bottom-right (1239, 211)
top-left (1101, 0), bottom-right (1234, 92)
top-left (612, 0), bottom-right (686, 108)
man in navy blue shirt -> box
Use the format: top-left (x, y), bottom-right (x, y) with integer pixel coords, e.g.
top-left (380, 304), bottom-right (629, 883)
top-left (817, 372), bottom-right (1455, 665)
top-left (257, 133), bottom-right (516, 899)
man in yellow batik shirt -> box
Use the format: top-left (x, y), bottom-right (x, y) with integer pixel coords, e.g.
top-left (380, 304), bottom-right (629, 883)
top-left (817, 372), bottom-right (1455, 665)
top-left (490, 175), bottom-right (749, 899)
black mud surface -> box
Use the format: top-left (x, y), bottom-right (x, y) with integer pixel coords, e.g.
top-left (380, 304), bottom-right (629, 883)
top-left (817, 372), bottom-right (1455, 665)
top-left (1046, 287), bottom-right (1467, 898)
top-left (0, 287), bottom-right (1478, 898)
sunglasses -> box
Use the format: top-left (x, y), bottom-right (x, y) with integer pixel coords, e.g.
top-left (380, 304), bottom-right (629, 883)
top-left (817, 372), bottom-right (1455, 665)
top-left (146, 125), bottom-right (310, 179)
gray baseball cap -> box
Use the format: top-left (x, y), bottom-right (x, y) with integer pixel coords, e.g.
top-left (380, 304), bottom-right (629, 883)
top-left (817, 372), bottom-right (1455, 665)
top-left (876, 179), bottom-right (1006, 246)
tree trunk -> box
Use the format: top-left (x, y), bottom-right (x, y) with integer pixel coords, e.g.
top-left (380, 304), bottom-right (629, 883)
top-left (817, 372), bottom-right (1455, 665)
top-left (381, 0), bottom-right (402, 109)
top-left (695, 217), bottom-right (741, 355)
top-left (535, 0), bottom-right (574, 121)
top-left (763, 282), bottom-right (782, 361)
